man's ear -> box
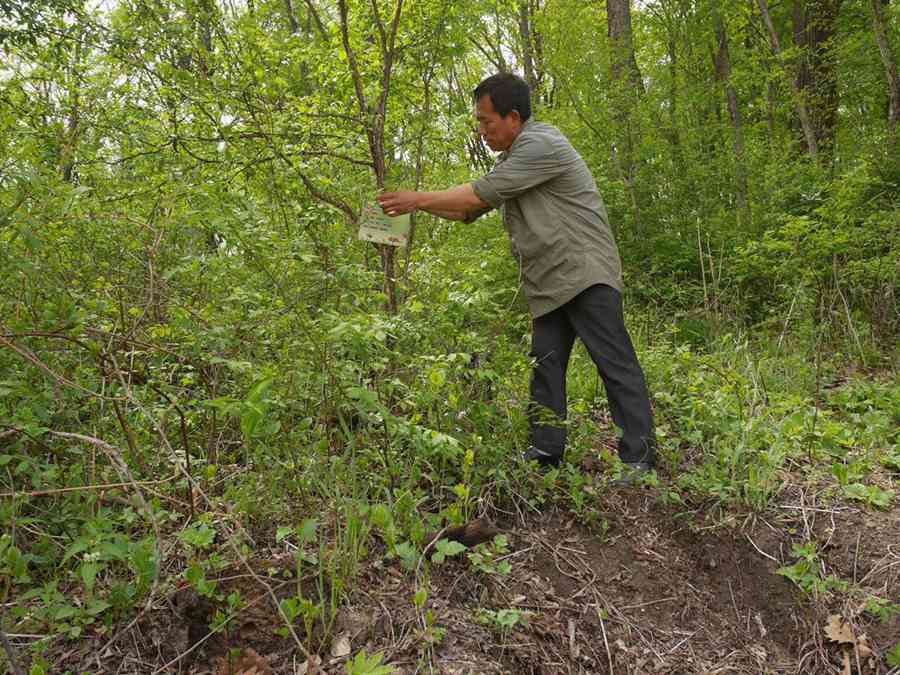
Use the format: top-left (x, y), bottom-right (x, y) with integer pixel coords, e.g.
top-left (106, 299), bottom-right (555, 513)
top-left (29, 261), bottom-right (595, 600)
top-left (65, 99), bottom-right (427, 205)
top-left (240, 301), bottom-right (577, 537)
top-left (508, 110), bottom-right (522, 125)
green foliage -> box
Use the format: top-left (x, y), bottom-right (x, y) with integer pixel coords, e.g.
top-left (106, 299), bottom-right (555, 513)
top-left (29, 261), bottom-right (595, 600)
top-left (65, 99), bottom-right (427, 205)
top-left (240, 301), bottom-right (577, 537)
top-left (430, 539), bottom-right (467, 565)
top-left (475, 607), bottom-right (532, 634)
top-left (345, 650), bottom-right (396, 675)
top-left (777, 542), bottom-right (846, 596)
top-left (467, 535), bottom-right (511, 576)
top-left (887, 643), bottom-right (900, 668)
top-left (1, 0), bottom-right (897, 665)
top-left (864, 596), bottom-right (900, 624)
top-left (840, 483), bottom-right (894, 509)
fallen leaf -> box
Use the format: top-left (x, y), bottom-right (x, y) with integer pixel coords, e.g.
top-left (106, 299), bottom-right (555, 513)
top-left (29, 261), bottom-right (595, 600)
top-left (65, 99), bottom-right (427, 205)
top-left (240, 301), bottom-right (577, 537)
top-left (330, 632), bottom-right (351, 658)
top-left (857, 633), bottom-right (872, 659)
top-left (295, 656), bottom-right (321, 675)
top-left (214, 648), bottom-right (273, 675)
top-left (824, 614), bottom-right (855, 644)
top-left (753, 612), bottom-right (768, 638)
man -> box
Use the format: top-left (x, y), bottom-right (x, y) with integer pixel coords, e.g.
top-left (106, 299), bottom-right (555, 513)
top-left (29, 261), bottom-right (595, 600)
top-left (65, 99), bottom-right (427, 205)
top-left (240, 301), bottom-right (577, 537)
top-left (378, 72), bottom-right (655, 477)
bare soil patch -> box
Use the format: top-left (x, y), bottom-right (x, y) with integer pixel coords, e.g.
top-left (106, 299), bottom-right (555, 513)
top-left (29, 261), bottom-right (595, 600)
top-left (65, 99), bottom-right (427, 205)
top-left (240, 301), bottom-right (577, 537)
top-left (42, 486), bottom-right (899, 674)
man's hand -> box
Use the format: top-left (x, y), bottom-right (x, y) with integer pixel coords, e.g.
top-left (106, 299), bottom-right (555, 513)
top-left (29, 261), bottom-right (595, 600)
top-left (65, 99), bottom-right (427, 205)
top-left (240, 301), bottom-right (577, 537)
top-left (377, 191), bottom-right (420, 216)
top-left (377, 185), bottom-right (490, 222)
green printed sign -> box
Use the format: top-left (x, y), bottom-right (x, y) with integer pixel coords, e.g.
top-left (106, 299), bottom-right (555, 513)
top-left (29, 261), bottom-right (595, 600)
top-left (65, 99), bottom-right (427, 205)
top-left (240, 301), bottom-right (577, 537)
top-left (358, 203), bottom-right (410, 247)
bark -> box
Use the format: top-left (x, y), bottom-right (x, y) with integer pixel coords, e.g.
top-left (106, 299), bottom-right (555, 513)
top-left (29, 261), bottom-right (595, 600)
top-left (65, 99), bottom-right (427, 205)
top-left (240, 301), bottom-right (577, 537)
top-left (517, 0), bottom-right (544, 98)
top-left (607, 0), bottom-right (644, 94)
top-left (404, 67), bottom-right (434, 282)
top-left (338, 0), bottom-right (405, 314)
top-left (283, 0), bottom-right (300, 34)
top-left (60, 39), bottom-right (81, 183)
top-left (302, 0), bottom-right (328, 38)
top-left (607, 0), bottom-right (644, 233)
top-left (792, 0), bottom-right (842, 159)
top-left (712, 2), bottom-right (749, 217)
top-left (870, 0), bottom-right (900, 142)
top-left (666, 32), bottom-right (683, 164)
top-left (756, 0), bottom-right (819, 158)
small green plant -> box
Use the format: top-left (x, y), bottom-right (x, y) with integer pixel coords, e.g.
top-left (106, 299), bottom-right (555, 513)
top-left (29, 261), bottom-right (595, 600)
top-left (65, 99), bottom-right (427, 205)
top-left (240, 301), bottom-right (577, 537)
top-left (864, 596), bottom-right (900, 623)
top-left (841, 483), bottom-right (894, 509)
top-left (887, 643), bottom-right (900, 668)
top-left (776, 542), bottom-right (846, 596)
top-left (430, 539), bottom-right (466, 564)
top-left (278, 595), bottom-right (321, 645)
top-left (467, 534), bottom-right (511, 576)
top-left (345, 650), bottom-right (396, 675)
top-left (179, 522), bottom-right (217, 550)
top-left (211, 590), bottom-right (244, 633)
top-left (882, 450), bottom-right (900, 472)
top-left (475, 607), bottom-right (532, 634)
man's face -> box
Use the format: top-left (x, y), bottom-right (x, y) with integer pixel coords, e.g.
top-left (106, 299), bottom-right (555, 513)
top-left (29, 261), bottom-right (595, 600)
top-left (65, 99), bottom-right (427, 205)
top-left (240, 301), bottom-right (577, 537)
top-left (475, 95), bottom-right (522, 152)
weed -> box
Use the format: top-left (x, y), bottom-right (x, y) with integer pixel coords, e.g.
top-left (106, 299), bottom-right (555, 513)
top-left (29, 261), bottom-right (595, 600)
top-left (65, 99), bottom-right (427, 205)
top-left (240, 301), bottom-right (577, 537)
top-left (431, 539), bottom-right (466, 565)
top-left (467, 534), bottom-right (511, 576)
top-left (864, 596), bottom-right (900, 623)
top-left (475, 607), bottom-right (532, 634)
top-left (776, 542), bottom-right (846, 597)
top-left (345, 650), bottom-right (397, 675)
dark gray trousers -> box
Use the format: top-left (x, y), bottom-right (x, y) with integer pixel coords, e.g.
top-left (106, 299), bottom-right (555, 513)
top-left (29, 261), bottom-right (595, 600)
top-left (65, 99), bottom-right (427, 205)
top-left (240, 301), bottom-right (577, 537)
top-left (529, 283), bottom-right (655, 464)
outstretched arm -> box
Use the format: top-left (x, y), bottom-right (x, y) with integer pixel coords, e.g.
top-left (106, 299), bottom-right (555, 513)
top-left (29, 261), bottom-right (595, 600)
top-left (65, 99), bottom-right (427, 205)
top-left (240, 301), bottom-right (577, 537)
top-left (377, 184), bottom-right (490, 222)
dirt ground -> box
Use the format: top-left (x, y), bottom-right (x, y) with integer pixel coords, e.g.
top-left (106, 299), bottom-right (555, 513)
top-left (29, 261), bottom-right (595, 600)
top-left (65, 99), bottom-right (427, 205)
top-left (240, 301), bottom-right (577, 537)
top-left (42, 475), bottom-right (899, 675)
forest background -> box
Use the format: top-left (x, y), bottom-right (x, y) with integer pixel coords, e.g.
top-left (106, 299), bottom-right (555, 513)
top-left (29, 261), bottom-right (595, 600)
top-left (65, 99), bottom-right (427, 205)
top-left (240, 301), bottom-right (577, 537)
top-left (0, 0), bottom-right (898, 673)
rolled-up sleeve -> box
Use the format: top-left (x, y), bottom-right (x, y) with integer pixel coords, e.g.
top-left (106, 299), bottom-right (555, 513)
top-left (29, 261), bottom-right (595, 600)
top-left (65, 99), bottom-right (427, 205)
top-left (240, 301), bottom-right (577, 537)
top-left (462, 204), bottom-right (493, 224)
top-left (471, 135), bottom-right (564, 208)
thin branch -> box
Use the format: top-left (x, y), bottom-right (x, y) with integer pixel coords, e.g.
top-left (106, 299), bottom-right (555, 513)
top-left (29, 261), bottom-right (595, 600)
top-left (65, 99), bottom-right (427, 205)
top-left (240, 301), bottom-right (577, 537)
top-left (0, 334), bottom-right (118, 401)
top-left (337, 0), bottom-right (369, 120)
top-left (302, 0), bottom-right (328, 38)
top-left (0, 190), bottom-right (29, 231)
top-left (0, 616), bottom-right (25, 675)
top-left (0, 474), bottom-right (178, 499)
top-left (297, 170), bottom-right (358, 223)
top-left (282, 148), bottom-right (374, 168)
top-left (369, 0), bottom-right (388, 52)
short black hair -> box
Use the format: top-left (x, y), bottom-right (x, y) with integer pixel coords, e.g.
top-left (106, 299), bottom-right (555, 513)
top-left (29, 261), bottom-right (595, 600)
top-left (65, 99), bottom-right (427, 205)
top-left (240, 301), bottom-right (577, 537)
top-left (473, 73), bottom-right (531, 122)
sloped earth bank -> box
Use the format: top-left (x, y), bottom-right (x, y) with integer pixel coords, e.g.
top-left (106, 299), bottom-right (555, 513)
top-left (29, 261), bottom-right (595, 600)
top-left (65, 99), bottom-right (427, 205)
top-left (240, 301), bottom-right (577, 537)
top-left (45, 484), bottom-right (899, 674)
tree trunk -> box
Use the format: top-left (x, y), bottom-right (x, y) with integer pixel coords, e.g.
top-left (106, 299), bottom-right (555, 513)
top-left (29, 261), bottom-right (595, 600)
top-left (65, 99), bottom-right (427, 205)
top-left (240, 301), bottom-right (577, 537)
top-left (607, 0), bottom-right (644, 93)
top-left (283, 0), bottom-right (300, 34)
top-left (517, 0), bottom-right (544, 100)
top-left (792, 0), bottom-right (842, 160)
top-left (607, 0), bottom-right (644, 233)
top-left (337, 0), bottom-right (404, 315)
top-left (518, 1), bottom-right (536, 91)
top-left (756, 0), bottom-right (819, 159)
top-left (60, 39), bottom-right (81, 183)
top-left (712, 2), bottom-right (749, 218)
top-left (665, 30), bottom-right (685, 168)
top-left (870, 0), bottom-right (900, 143)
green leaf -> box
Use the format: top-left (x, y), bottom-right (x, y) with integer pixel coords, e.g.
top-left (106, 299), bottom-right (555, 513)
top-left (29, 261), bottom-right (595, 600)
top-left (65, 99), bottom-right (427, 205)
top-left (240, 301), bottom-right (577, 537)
top-left (80, 561), bottom-right (102, 595)
top-left (431, 539), bottom-right (466, 564)
top-left (276, 526), bottom-right (293, 543)
top-left (888, 643), bottom-right (900, 668)
top-left (298, 518), bottom-right (318, 544)
top-left (179, 523), bottom-right (216, 549)
top-left (86, 599), bottom-right (111, 616)
top-left (246, 377), bottom-right (274, 404)
top-left (54, 605), bottom-right (78, 620)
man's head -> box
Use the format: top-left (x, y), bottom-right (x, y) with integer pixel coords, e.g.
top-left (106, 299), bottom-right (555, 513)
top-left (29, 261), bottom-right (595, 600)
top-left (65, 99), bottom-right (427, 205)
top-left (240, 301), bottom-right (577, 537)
top-left (473, 73), bottom-right (531, 152)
